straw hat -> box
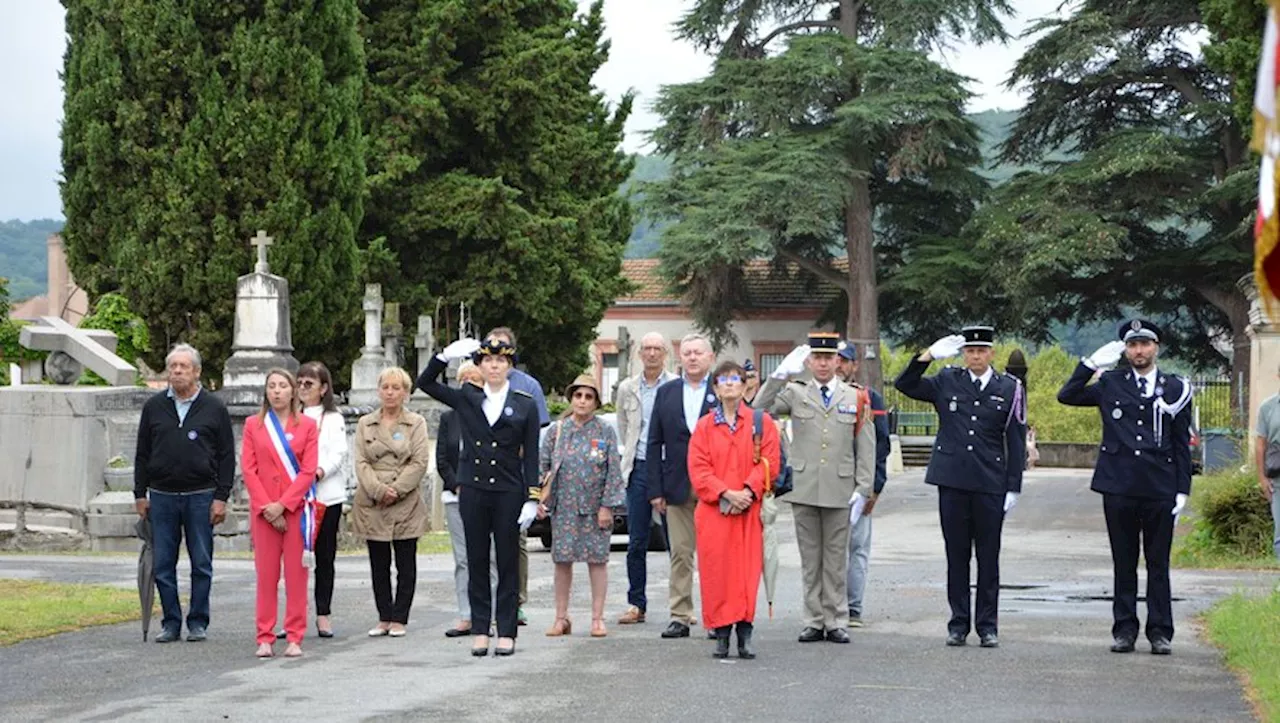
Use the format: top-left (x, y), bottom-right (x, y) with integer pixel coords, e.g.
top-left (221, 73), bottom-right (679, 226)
top-left (565, 374), bottom-right (602, 409)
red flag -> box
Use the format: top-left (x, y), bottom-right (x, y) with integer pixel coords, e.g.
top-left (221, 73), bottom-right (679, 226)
top-left (1254, 4), bottom-right (1280, 307)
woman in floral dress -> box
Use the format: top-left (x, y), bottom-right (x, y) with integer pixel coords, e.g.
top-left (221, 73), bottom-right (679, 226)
top-left (538, 374), bottom-right (625, 638)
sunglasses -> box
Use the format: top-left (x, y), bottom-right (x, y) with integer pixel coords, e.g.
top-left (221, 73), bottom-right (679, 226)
top-left (571, 391), bottom-right (597, 400)
top-left (716, 374), bottom-right (743, 384)
top-left (298, 379), bottom-right (320, 389)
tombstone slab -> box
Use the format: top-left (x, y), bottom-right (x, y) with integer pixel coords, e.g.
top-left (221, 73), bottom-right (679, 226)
top-left (219, 230), bottom-right (300, 406)
top-left (19, 317), bottom-right (136, 386)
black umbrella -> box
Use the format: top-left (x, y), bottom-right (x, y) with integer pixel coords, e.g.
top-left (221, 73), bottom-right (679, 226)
top-left (135, 516), bottom-right (155, 642)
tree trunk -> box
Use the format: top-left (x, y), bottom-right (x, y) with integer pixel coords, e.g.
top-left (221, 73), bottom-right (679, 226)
top-left (846, 172), bottom-right (881, 390)
top-left (1194, 282), bottom-right (1252, 424)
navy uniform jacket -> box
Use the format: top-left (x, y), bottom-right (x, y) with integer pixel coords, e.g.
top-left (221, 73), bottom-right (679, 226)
top-left (417, 356), bottom-right (541, 501)
top-left (1057, 362), bottom-right (1192, 500)
top-left (867, 387), bottom-right (890, 495)
top-left (646, 376), bottom-right (717, 506)
top-left (895, 358), bottom-right (1026, 495)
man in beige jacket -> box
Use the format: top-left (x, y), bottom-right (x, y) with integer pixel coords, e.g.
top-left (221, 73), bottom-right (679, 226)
top-left (754, 332), bottom-right (875, 643)
top-left (613, 332), bottom-right (676, 624)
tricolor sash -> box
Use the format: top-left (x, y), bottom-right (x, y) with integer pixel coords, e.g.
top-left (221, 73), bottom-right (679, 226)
top-left (266, 409), bottom-right (319, 570)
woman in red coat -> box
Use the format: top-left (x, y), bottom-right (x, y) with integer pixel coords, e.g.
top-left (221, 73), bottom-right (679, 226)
top-left (241, 368), bottom-right (319, 658)
top-left (688, 359), bottom-right (781, 660)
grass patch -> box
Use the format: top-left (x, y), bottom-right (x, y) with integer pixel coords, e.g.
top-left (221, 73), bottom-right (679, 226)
top-left (416, 532), bottom-right (454, 555)
top-left (1204, 591), bottom-right (1280, 721)
top-left (0, 579), bottom-right (144, 645)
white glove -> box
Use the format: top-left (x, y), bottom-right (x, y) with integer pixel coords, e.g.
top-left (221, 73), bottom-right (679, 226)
top-left (439, 338), bottom-right (482, 362)
top-left (1171, 493), bottom-right (1188, 517)
top-left (848, 492), bottom-right (866, 525)
top-left (1003, 492), bottom-right (1019, 514)
top-left (1085, 340), bottom-right (1126, 370)
top-left (927, 334), bottom-right (966, 360)
top-left (517, 501), bottom-right (539, 531)
top-left (771, 345), bottom-right (811, 379)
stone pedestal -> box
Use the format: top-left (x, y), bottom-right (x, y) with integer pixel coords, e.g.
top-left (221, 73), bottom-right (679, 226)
top-left (1247, 280), bottom-right (1280, 459)
top-left (219, 268), bottom-right (299, 406)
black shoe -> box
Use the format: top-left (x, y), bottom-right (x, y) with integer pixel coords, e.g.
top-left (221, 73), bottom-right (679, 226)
top-left (661, 621), bottom-right (691, 639)
top-left (1110, 636), bottom-right (1136, 653)
top-left (1150, 637), bottom-right (1172, 655)
top-left (798, 626), bottom-right (824, 643)
top-left (495, 642), bottom-right (516, 657)
top-left (713, 634), bottom-right (731, 659)
top-left (154, 629), bottom-right (180, 644)
top-left (444, 627), bottom-right (471, 638)
top-left (706, 629), bottom-right (717, 640)
top-left (186, 626), bottom-right (207, 642)
top-left (979, 632), bottom-right (999, 648)
top-left (736, 623), bottom-right (755, 659)
top-left (945, 632), bottom-right (967, 647)
top-left (826, 628), bottom-right (851, 644)
top-left (471, 645), bottom-right (489, 657)
top-left (276, 630), bottom-right (287, 640)
top-left (316, 628), bottom-right (334, 639)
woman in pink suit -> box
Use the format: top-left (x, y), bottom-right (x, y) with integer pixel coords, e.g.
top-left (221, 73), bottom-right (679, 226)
top-left (241, 368), bottom-right (319, 658)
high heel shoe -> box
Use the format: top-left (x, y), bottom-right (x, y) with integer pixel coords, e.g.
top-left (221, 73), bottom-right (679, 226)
top-left (471, 635), bottom-right (490, 657)
top-left (590, 618), bottom-right (607, 638)
top-left (495, 637), bottom-right (516, 656)
top-left (316, 618), bottom-right (334, 638)
top-left (545, 617), bottom-right (572, 637)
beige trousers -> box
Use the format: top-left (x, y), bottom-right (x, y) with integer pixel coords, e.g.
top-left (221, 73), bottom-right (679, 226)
top-left (792, 503), bottom-right (850, 630)
top-left (665, 497), bottom-right (698, 624)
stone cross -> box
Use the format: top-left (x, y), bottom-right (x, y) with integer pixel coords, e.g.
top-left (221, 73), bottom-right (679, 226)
top-left (251, 230), bottom-right (273, 274)
top-left (19, 316), bottom-right (136, 386)
top-left (414, 315), bottom-right (434, 377)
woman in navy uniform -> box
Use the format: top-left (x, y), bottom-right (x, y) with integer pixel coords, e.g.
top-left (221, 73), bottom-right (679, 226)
top-left (418, 337), bottom-right (542, 656)
top-left (1057, 319), bottom-right (1192, 655)
top-left (895, 325), bottom-right (1026, 648)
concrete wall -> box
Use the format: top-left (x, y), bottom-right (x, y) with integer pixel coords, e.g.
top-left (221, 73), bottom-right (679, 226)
top-left (1035, 442), bottom-right (1099, 469)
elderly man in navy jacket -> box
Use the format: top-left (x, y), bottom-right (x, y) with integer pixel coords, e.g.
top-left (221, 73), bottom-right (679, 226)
top-left (647, 333), bottom-right (717, 639)
top-left (895, 325), bottom-right (1026, 649)
top-left (1058, 319), bottom-right (1192, 656)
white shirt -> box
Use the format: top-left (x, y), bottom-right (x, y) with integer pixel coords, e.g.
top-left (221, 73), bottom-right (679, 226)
top-left (303, 405), bottom-right (349, 506)
top-left (483, 382), bottom-right (510, 427)
top-left (682, 375), bottom-right (708, 433)
top-left (1134, 368), bottom-right (1158, 397)
top-left (968, 367), bottom-right (994, 392)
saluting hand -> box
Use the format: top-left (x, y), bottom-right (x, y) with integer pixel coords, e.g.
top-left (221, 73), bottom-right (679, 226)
top-left (771, 345), bottom-right (812, 380)
top-left (1086, 340), bottom-right (1126, 370)
top-left (440, 338), bottom-right (482, 362)
top-left (926, 335), bottom-right (966, 361)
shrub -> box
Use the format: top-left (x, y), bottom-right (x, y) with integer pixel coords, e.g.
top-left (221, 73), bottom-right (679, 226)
top-left (1179, 467), bottom-right (1274, 563)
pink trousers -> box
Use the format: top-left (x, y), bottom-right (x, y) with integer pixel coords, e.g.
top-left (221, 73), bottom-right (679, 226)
top-left (252, 512), bottom-right (309, 644)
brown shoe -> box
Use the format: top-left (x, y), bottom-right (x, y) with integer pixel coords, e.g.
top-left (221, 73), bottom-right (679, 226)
top-left (545, 617), bottom-right (572, 637)
top-left (591, 618), bottom-right (608, 638)
top-left (617, 606), bottom-right (645, 625)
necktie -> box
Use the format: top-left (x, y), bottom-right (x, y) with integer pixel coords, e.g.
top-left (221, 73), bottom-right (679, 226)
top-left (973, 377), bottom-right (982, 393)
top-left (820, 385), bottom-right (831, 407)
top-left (1137, 377), bottom-right (1148, 397)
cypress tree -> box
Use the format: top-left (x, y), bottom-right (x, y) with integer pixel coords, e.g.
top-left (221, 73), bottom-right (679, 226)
top-left (61, 0), bottom-right (366, 381)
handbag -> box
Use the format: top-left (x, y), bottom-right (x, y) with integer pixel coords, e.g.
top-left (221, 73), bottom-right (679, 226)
top-left (1266, 441), bottom-right (1280, 479)
top-left (539, 420), bottom-right (566, 505)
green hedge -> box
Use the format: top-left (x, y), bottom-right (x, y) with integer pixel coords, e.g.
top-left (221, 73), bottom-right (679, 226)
top-left (1176, 467), bottom-right (1276, 566)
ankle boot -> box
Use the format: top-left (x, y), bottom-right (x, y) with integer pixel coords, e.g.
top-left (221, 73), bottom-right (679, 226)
top-left (736, 621), bottom-right (755, 659)
top-left (713, 626), bottom-right (731, 659)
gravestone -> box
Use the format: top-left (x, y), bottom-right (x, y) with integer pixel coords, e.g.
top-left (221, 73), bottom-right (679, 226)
top-left (218, 230), bottom-right (300, 406)
top-left (349, 284), bottom-right (390, 406)
top-left (383, 302), bottom-right (404, 368)
top-left (19, 317), bottom-right (135, 385)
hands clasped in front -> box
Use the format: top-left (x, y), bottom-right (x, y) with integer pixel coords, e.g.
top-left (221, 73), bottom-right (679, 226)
top-left (720, 488), bottom-right (754, 515)
top-left (262, 502), bottom-right (287, 532)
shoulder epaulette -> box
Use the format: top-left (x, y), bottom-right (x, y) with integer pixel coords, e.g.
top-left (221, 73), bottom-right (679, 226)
top-left (512, 389), bottom-right (534, 398)
top-left (787, 378), bottom-right (808, 386)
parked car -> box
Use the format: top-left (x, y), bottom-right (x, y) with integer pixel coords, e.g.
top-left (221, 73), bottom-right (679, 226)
top-left (528, 412), bottom-right (668, 552)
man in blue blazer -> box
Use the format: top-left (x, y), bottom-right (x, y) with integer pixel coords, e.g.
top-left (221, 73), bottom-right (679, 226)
top-left (895, 325), bottom-right (1026, 649)
top-left (1058, 319), bottom-right (1192, 656)
top-left (647, 333), bottom-right (717, 639)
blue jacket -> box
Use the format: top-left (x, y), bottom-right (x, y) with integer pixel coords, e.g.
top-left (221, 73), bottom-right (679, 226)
top-left (895, 358), bottom-right (1026, 495)
top-left (1057, 362), bottom-right (1192, 499)
top-left (869, 388), bottom-right (890, 495)
top-left (646, 376), bottom-right (717, 505)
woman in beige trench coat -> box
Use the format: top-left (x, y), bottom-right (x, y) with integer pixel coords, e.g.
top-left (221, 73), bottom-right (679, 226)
top-left (350, 367), bottom-right (430, 638)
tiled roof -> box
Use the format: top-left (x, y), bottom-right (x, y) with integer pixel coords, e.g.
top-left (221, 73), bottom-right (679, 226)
top-left (618, 258), bottom-right (845, 308)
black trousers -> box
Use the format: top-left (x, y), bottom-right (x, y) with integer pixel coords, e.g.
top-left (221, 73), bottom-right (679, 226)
top-left (460, 487), bottom-right (524, 638)
top-left (1102, 493), bottom-right (1175, 642)
top-left (314, 504), bottom-right (343, 616)
top-left (938, 486), bottom-right (1004, 636)
top-left (367, 538), bottom-right (417, 624)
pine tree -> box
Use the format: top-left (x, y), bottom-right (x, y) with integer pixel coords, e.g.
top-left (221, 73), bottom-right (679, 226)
top-left (646, 0), bottom-right (1012, 388)
top-left (360, 0), bottom-right (633, 388)
top-left (60, 0), bottom-right (366, 381)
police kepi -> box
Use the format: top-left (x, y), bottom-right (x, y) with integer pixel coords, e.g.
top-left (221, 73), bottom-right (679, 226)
top-left (1057, 318), bottom-right (1192, 656)
top-left (894, 325), bottom-right (1026, 649)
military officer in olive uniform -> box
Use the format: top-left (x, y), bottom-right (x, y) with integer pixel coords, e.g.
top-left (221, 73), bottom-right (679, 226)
top-left (1057, 319), bottom-right (1192, 656)
top-left (755, 332), bottom-right (876, 643)
top-left (895, 325), bottom-right (1026, 648)
top-left (417, 337), bottom-right (542, 657)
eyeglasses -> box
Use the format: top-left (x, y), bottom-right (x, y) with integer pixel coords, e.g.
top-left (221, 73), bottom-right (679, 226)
top-left (571, 391), bottom-right (597, 400)
top-left (299, 380), bottom-right (319, 389)
top-left (716, 374), bottom-right (743, 384)
top-left (641, 346), bottom-right (666, 352)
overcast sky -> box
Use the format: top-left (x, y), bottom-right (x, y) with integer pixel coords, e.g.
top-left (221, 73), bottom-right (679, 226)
top-left (0, 0), bottom-right (1063, 221)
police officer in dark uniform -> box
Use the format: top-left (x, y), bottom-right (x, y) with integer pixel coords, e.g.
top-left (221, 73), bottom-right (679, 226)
top-left (895, 325), bottom-right (1026, 648)
top-left (417, 337), bottom-right (542, 657)
top-left (1057, 319), bottom-right (1192, 655)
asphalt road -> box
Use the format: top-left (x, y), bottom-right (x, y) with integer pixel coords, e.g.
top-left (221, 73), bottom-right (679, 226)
top-left (0, 468), bottom-right (1272, 722)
